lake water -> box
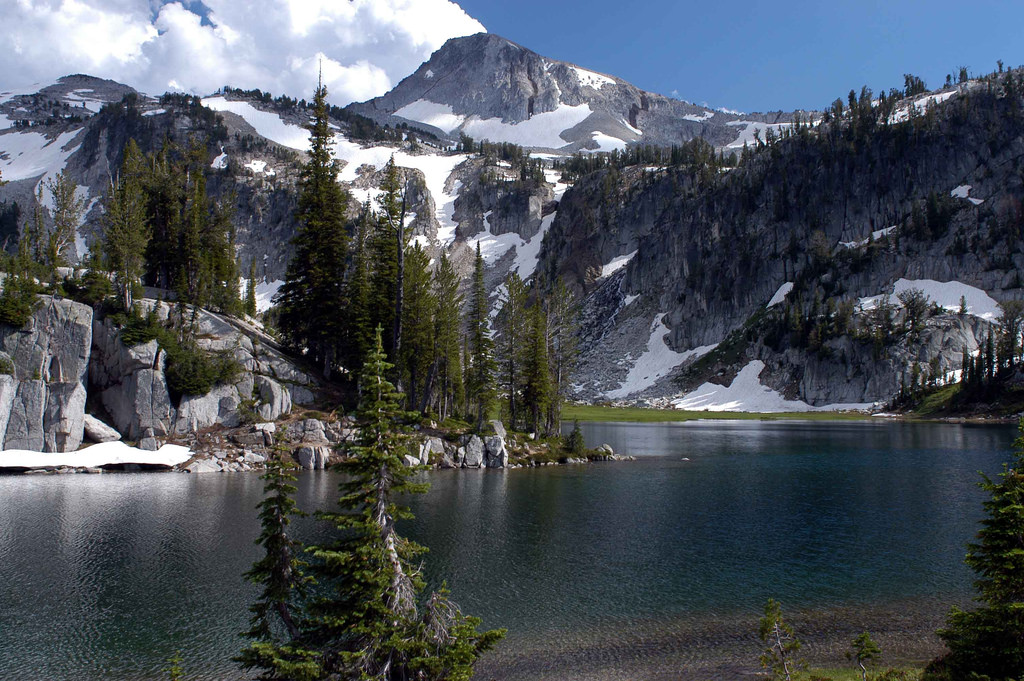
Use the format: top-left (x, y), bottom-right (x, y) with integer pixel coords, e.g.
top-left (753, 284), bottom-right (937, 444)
top-left (0, 420), bottom-right (1016, 680)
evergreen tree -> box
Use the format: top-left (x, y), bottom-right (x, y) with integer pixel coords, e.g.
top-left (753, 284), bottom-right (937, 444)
top-left (237, 443), bottom-right (320, 681)
top-left (432, 252), bottom-right (463, 422)
top-left (276, 76), bottom-right (350, 378)
top-left (933, 419), bottom-right (1024, 680)
top-left (522, 301), bottom-right (551, 435)
top-left (305, 326), bottom-right (503, 677)
top-left (44, 170), bottom-right (87, 275)
top-left (466, 244), bottom-right (496, 430)
top-left (244, 258), bottom-right (258, 317)
top-left (545, 280), bottom-right (579, 435)
top-left (400, 243), bottom-right (435, 412)
top-left (103, 139), bottom-right (150, 311)
top-left (142, 140), bottom-right (185, 290)
top-left (759, 598), bottom-right (803, 681)
top-left (846, 632), bottom-right (881, 681)
top-left (201, 194), bottom-right (242, 314)
top-left (497, 271), bottom-right (528, 430)
top-left (367, 159), bottom-right (404, 361)
top-left (343, 205), bottom-right (374, 373)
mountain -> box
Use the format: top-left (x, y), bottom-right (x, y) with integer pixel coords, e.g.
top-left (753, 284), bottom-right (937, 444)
top-left (348, 33), bottom-right (801, 152)
top-left (538, 74), bottom-right (1024, 410)
top-left (1, 45), bottom-right (1021, 417)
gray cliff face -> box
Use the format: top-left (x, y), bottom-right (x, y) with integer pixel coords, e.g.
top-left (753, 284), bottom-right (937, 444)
top-left (0, 289), bottom-right (319, 452)
top-left (348, 33), bottom-right (800, 151)
top-left (547, 79), bottom-right (1024, 405)
top-left (0, 297), bottom-right (92, 451)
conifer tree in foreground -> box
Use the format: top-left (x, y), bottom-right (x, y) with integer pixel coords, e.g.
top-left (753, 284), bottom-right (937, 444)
top-left (305, 326), bottom-right (503, 678)
top-left (930, 418), bottom-right (1024, 680)
top-left (238, 440), bottom-right (319, 681)
top-left (276, 75), bottom-right (349, 378)
top-left (103, 139), bottom-right (150, 311)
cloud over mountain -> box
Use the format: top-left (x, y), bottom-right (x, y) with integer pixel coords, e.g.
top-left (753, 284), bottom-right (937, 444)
top-left (1, 0), bottom-right (485, 105)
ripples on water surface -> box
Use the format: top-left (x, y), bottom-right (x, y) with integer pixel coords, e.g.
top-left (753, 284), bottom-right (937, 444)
top-left (0, 420), bottom-right (1015, 680)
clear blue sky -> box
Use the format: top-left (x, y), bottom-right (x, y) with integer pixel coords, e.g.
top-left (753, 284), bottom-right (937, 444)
top-left (456, 0), bottom-right (1024, 113)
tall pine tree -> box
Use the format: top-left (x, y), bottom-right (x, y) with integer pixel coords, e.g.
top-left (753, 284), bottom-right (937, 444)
top-left (467, 244), bottom-right (496, 430)
top-left (497, 271), bottom-right (528, 430)
top-left (276, 75), bottom-right (350, 378)
top-left (103, 139), bottom-right (150, 311)
top-left (237, 446), bottom-right (319, 681)
top-left (432, 252), bottom-right (463, 422)
top-left (305, 326), bottom-right (503, 677)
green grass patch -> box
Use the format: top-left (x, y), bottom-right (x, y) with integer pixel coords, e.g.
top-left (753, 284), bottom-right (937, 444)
top-left (563, 404), bottom-right (873, 423)
top-left (799, 667), bottom-right (922, 681)
top-left (912, 383), bottom-right (961, 417)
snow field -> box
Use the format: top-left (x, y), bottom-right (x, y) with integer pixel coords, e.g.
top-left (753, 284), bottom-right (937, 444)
top-left (599, 251), bottom-right (637, 278)
top-left (606, 313), bottom-right (717, 399)
top-left (766, 282), bottom-right (794, 308)
top-left (950, 184), bottom-right (984, 205)
top-left (394, 100), bottom-right (465, 135)
top-left (839, 225), bottom-right (897, 249)
top-left (201, 97), bottom-right (311, 150)
top-left (0, 128), bottom-right (83, 182)
top-left (572, 66), bottom-right (615, 90)
top-left (857, 278), bottom-right (1001, 320)
top-left (670, 360), bottom-right (872, 412)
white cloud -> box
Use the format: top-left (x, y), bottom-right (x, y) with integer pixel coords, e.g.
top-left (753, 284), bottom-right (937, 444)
top-left (0, 0), bottom-right (485, 105)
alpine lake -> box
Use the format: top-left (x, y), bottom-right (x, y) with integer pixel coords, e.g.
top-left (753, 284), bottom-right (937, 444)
top-left (0, 419), bottom-right (1016, 680)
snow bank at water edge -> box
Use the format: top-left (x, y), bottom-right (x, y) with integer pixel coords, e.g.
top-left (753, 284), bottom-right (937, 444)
top-left (671, 360), bottom-right (873, 412)
top-left (0, 441), bottom-right (192, 470)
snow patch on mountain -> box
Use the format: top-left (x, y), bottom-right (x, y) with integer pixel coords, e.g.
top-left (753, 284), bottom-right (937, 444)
top-left (211, 149), bottom-right (228, 169)
top-left (600, 251), bottom-right (637, 278)
top-left (512, 211), bottom-right (555, 280)
top-left (467, 211), bottom-right (522, 264)
top-left (840, 225), bottom-right (897, 249)
top-left (588, 132), bottom-right (628, 152)
top-left (572, 66), bottom-right (615, 90)
top-left (0, 128), bottom-right (82, 182)
top-left (394, 100), bottom-right (466, 135)
top-left (606, 314), bottom-right (716, 399)
top-left (682, 111), bottom-right (715, 123)
top-left (766, 282), bottom-right (794, 308)
top-left (671, 360), bottom-right (872, 412)
top-left (890, 90), bottom-right (957, 124)
top-left (460, 103), bottom-right (593, 148)
top-left (951, 184), bottom-right (984, 205)
top-left (858, 278), bottom-right (1001, 320)
top-left (202, 97), bottom-right (311, 151)
top-left (244, 160), bottom-right (275, 176)
top-left (255, 280), bottom-right (283, 312)
top-left (725, 121), bottom-right (792, 149)
top-left (332, 140), bottom-right (468, 242)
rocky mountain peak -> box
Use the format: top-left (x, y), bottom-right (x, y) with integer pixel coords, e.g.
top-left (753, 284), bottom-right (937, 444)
top-left (348, 33), bottom-right (797, 152)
